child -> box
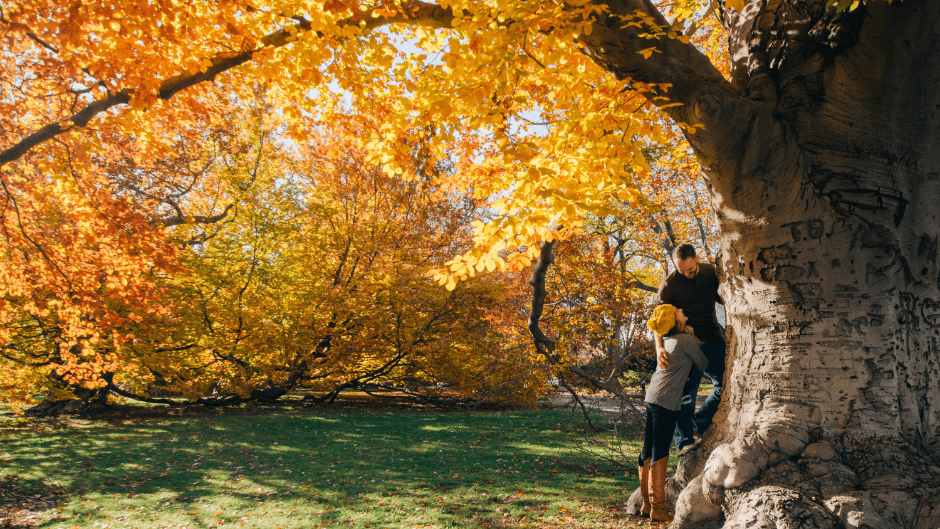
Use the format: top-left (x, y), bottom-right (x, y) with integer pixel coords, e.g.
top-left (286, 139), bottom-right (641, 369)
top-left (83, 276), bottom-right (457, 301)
top-left (639, 304), bottom-right (709, 521)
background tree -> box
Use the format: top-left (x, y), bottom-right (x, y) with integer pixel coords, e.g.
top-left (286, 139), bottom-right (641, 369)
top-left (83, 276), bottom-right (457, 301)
top-left (126, 113), bottom-right (548, 407)
top-left (0, 82), bottom-right (252, 411)
top-left (2, 92), bottom-right (552, 409)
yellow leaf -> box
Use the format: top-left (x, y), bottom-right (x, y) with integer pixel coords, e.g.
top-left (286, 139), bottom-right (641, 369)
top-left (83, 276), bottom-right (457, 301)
top-left (485, 258), bottom-right (496, 272)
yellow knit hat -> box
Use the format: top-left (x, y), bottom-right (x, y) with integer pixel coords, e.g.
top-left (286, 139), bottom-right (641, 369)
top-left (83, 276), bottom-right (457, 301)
top-left (646, 304), bottom-right (676, 337)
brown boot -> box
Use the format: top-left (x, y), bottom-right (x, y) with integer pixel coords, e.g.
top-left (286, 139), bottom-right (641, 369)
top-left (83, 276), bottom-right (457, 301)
top-left (638, 458), bottom-right (651, 517)
top-left (649, 457), bottom-right (674, 522)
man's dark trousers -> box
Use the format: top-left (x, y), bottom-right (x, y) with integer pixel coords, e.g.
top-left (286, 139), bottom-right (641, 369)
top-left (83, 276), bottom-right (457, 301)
top-left (673, 340), bottom-right (725, 451)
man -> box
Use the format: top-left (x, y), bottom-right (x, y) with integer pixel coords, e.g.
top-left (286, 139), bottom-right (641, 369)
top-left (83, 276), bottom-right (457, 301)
top-left (656, 243), bottom-right (725, 454)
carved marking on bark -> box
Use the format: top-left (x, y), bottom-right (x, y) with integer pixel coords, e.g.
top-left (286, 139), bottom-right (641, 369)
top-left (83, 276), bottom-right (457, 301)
top-left (920, 299), bottom-right (940, 328)
top-left (834, 283), bottom-right (858, 295)
top-left (833, 316), bottom-right (869, 337)
top-left (758, 243), bottom-right (794, 265)
top-left (757, 243), bottom-right (800, 282)
top-left (806, 261), bottom-right (820, 278)
top-left (826, 188), bottom-right (909, 228)
top-left (899, 292), bottom-right (919, 329)
top-left (867, 262), bottom-right (890, 284)
top-left (784, 219), bottom-right (826, 241)
top-left (792, 283), bottom-right (821, 310)
top-left (918, 234), bottom-right (938, 265)
top-left (868, 303), bottom-right (886, 328)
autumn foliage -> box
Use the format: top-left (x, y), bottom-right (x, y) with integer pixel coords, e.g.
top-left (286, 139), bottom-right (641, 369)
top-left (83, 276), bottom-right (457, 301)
top-left (0, 0), bottom-right (725, 409)
top-left (126, 112), bottom-right (555, 406)
top-left (1, 91), bottom-right (557, 406)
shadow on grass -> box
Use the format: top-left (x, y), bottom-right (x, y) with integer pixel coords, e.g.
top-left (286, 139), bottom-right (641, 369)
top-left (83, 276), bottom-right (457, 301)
top-left (1, 404), bottom-right (641, 528)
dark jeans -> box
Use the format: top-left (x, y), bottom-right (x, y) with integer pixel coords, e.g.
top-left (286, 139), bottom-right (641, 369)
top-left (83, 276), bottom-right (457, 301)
top-left (673, 340), bottom-right (725, 451)
top-left (640, 402), bottom-right (679, 465)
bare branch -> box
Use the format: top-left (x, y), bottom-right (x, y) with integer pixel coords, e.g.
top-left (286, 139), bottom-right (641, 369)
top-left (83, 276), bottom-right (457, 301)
top-left (160, 203), bottom-right (235, 227)
top-left (631, 280), bottom-right (658, 293)
top-left (558, 374), bottom-right (598, 430)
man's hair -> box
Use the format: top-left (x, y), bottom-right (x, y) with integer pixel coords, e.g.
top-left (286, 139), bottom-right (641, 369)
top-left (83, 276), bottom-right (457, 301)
top-left (673, 243), bottom-right (697, 262)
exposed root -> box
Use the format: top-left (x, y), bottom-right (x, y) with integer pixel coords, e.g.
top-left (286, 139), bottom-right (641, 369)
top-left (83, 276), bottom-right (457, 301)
top-left (663, 413), bottom-right (940, 528)
top-left (722, 486), bottom-right (836, 529)
top-left (622, 397), bottom-right (940, 528)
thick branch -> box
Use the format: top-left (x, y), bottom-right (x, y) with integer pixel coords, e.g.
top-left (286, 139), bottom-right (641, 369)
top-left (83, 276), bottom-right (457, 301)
top-left (581, 0), bottom-right (732, 104)
top-left (528, 239), bottom-right (558, 358)
top-left (580, 0), bottom-right (761, 168)
top-left (631, 280), bottom-right (658, 293)
top-left (106, 379), bottom-right (177, 405)
top-left (527, 238), bottom-right (631, 396)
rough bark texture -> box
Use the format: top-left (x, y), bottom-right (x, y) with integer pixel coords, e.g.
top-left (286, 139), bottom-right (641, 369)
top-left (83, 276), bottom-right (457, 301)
top-left (581, 0), bottom-right (940, 527)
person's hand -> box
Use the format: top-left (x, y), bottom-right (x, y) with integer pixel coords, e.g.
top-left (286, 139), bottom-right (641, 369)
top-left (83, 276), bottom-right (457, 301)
top-left (657, 346), bottom-right (669, 370)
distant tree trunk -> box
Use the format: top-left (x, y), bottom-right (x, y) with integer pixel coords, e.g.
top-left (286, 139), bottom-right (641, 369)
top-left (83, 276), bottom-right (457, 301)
top-left (580, 1), bottom-right (940, 526)
top-left (24, 370), bottom-right (112, 417)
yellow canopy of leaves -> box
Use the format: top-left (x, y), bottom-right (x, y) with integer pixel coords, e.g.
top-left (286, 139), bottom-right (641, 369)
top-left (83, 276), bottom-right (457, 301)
top-left (1, 0), bottom-right (716, 290)
top-left (0, 0), bottom-right (733, 400)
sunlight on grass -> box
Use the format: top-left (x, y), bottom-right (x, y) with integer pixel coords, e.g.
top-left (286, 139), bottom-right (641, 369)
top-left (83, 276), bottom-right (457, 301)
top-left (0, 406), bottom-right (648, 529)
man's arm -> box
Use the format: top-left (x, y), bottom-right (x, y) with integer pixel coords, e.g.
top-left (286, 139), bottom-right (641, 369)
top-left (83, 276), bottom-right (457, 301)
top-left (656, 276), bottom-right (670, 369)
top-left (656, 334), bottom-right (668, 369)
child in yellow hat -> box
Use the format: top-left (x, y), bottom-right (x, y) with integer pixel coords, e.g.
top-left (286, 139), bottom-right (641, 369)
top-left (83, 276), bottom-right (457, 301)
top-left (637, 305), bottom-right (709, 522)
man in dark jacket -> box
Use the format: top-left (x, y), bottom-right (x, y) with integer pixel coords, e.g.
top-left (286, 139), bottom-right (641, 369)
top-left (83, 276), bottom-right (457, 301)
top-left (655, 243), bottom-right (725, 453)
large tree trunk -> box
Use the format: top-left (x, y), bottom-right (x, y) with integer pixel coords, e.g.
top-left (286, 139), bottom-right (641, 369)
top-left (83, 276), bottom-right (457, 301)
top-left (581, 1), bottom-right (940, 527)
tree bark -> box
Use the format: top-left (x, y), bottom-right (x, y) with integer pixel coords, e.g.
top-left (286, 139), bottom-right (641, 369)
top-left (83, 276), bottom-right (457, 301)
top-left (579, 1), bottom-right (940, 527)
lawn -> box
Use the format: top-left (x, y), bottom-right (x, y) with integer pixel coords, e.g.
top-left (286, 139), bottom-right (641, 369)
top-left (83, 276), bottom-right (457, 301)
top-left (0, 401), bottom-right (663, 529)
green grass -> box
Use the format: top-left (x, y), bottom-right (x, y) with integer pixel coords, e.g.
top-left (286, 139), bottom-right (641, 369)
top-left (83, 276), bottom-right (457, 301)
top-left (0, 405), bottom-right (653, 529)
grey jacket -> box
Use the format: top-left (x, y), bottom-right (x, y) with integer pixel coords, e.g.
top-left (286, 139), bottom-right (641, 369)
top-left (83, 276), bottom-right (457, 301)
top-left (645, 333), bottom-right (709, 411)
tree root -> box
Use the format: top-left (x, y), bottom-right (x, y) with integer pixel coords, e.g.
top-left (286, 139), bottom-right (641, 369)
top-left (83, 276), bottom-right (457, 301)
top-left (624, 400), bottom-right (940, 528)
top-left (721, 486), bottom-right (837, 529)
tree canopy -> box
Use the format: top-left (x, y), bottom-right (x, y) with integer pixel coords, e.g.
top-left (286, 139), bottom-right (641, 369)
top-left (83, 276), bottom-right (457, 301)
top-left (1, 0), bottom-right (727, 404)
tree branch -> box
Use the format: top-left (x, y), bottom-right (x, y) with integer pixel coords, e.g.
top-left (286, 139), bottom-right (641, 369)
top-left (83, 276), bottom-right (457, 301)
top-left (528, 239), bottom-right (558, 359)
top-left (160, 203), bottom-right (235, 227)
top-left (528, 236), bottom-right (634, 397)
top-left (684, 0), bottom-right (718, 37)
top-left (630, 280), bottom-right (658, 293)
top-left (0, 2), bottom-right (460, 170)
top-left (558, 374), bottom-right (597, 430)
top-left (579, 0), bottom-right (763, 169)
